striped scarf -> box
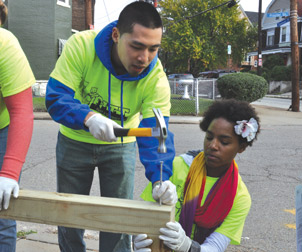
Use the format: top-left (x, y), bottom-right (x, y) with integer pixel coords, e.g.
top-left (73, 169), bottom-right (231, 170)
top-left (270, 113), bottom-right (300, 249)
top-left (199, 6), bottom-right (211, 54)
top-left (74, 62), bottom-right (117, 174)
top-left (179, 151), bottom-right (238, 243)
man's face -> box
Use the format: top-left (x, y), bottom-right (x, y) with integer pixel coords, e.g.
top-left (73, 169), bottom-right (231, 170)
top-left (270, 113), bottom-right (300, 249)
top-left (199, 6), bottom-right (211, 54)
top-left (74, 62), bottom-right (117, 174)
top-left (203, 117), bottom-right (246, 177)
top-left (112, 24), bottom-right (162, 76)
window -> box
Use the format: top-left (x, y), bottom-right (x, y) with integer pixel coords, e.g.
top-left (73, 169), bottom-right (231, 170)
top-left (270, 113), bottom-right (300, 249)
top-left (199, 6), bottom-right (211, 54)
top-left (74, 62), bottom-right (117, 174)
top-left (281, 27), bottom-right (287, 42)
top-left (267, 35), bottom-right (274, 46)
top-left (267, 29), bottom-right (275, 46)
top-left (245, 55), bottom-right (251, 63)
top-left (275, 9), bottom-right (280, 20)
top-left (57, 0), bottom-right (70, 8)
top-left (58, 39), bottom-right (67, 56)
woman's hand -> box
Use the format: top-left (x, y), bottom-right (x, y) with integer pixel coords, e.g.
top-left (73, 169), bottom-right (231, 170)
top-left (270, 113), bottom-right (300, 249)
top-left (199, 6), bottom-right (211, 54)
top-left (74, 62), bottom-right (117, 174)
top-left (159, 222), bottom-right (192, 252)
top-left (133, 234), bottom-right (153, 252)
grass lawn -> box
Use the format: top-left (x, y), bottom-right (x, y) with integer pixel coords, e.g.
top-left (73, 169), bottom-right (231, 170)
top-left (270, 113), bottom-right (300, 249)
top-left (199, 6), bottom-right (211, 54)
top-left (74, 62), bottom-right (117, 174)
top-left (170, 94), bottom-right (214, 116)
top-left (33, 96), bottom-right (214, 116)
top-left (33, 97), bottom-right (47, 112)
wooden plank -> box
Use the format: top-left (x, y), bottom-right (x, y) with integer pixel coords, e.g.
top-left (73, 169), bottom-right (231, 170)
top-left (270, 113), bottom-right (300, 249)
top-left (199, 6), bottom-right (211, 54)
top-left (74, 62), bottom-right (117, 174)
top-left (0, 190), bottom-right (174, 251)
top-left (296, 185), bottom-right (302, 252)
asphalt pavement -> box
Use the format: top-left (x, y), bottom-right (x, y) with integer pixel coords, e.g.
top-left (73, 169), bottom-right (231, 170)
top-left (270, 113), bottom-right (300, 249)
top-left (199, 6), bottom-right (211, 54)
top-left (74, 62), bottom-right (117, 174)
top-left (14, 93), bottom-right (302, 251)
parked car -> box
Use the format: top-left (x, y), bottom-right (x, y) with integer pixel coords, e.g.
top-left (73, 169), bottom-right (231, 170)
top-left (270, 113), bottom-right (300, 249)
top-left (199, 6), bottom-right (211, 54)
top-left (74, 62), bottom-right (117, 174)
top-left (168, 73), bottom-right (194, 80)
top-left (198, 69), bottom-right (236, 79)
top-left (167, 73), bottom-right (194, 96)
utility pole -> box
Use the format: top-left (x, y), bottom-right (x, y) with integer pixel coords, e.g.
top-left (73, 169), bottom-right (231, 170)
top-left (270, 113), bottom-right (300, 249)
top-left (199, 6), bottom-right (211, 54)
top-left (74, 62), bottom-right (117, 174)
top-left (290, 0), bottom-right (300, 111)
top-left (257, 0), bottom-right (262, 76)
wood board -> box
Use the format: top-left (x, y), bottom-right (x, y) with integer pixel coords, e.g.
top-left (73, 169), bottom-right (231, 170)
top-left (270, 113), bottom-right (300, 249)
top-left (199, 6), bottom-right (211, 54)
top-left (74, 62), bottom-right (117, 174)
top-left (0, 190), bottom-right (175, 251)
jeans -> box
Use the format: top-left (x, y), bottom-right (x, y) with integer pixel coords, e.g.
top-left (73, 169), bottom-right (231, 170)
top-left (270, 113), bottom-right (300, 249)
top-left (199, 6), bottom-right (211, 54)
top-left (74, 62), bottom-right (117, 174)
top-left (0, 126), bottom-right (17, 252)
top-left (56, 133), bottom-right (136, 252)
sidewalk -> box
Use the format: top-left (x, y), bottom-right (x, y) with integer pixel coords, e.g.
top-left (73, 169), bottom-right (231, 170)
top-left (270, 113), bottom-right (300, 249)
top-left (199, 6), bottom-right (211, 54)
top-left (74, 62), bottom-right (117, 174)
top-left (16, 221), bottom-right (99, 252)
top-left (17, 94), bottom-right (302, 251)
top-left (16, 222), bottom-right (99, 251)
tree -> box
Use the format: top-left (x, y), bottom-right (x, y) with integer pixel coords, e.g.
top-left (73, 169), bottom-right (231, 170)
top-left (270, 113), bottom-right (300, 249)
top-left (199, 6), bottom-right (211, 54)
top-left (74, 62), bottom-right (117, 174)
top-left (159, 0), bottom-right (257, 76)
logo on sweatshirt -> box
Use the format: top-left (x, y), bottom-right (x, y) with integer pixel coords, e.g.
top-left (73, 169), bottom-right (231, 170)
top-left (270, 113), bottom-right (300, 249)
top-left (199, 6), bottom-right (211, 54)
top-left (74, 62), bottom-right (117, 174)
top-left (83, 87), bottom-right (130, 121)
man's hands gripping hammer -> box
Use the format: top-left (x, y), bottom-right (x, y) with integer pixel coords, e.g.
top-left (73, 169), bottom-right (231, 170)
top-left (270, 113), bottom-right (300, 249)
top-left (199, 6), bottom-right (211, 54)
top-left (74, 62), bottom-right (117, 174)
top-left (84, 112), bottom-right (122, 142)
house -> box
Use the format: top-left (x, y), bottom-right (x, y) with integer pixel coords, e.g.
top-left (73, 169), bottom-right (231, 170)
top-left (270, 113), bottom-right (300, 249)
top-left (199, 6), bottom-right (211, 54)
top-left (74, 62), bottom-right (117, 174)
top-left (245, 11), bottom-right (262, 25)
top-left (3, 0), bottom-right (95, 80)
top-left (239, 5), bottom-right (261, 71)
top-left (241, 11), bottom-right (266, 71)
top-left (247, 0), bottom-right (302, 67)
top-left (4, 0), bottom-right (72, 80)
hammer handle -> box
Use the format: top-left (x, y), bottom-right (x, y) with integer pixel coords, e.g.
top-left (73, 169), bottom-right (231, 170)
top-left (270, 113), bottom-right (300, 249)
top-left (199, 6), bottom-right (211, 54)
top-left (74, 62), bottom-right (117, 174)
top-left (114, 128), bottom-right (153, 137)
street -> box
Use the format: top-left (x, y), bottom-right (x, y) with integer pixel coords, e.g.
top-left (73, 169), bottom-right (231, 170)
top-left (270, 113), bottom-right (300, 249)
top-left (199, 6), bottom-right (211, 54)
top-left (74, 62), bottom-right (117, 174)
top-left (18, 104), bottom-right (302, 252)
top-left (252, 97), bottom-right (301, 110)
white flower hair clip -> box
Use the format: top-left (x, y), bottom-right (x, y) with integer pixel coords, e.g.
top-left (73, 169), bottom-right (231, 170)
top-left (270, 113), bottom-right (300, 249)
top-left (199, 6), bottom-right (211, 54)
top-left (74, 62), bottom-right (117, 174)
top-left (234, 118), bottom-right (258, 142)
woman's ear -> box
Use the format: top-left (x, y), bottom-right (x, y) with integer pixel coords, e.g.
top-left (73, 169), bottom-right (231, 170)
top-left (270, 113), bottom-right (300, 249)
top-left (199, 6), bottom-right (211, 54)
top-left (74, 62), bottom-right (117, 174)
top-left (112, 27), bottom-right (119, 43)
top-left (238, 143), bottom-right (248, 154)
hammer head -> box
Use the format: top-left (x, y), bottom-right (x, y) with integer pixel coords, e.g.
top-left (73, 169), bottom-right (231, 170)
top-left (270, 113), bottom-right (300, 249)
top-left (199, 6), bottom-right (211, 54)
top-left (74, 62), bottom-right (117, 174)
top-left (152, 108), bottom-right (167, 153)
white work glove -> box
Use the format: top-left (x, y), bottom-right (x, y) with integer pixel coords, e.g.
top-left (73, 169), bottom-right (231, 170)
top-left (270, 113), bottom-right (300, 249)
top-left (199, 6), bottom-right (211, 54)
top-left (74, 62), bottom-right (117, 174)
top-left (152, 180), bottom-right (178, 205)
top-left (133, 234), bottom-right (153, 252)
top-left (85, 113), bottom-right (122, 142)
top-left (159, 222), bottom-right (192, 252)
top-left (0, 177), bottom-right (19, 210)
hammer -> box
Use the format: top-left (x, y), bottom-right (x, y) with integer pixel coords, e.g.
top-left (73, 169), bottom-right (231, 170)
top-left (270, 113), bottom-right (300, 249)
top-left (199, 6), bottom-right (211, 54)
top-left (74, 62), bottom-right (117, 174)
top-left (114, 108), bottom-right (167, 205)
top-left (113, 108), bottom-right (167, 153)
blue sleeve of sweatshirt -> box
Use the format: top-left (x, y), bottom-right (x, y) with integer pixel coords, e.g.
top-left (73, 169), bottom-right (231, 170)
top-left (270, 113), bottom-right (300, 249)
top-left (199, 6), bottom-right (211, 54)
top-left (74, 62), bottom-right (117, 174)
top-left (137, 117), bottom-right (175, 184)
top-left (45, 77), bottom-right (91, 130)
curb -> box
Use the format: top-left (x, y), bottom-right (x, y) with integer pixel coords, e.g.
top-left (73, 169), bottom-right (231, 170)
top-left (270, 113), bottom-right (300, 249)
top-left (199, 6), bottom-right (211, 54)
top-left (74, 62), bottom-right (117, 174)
top-left (33, 112), bottom-right (51, 120)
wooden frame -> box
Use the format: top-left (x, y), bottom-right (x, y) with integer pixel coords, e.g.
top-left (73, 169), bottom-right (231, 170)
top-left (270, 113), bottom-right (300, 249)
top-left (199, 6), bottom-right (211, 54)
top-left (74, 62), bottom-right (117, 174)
top-left (0, 190), bottom-right (175, 251)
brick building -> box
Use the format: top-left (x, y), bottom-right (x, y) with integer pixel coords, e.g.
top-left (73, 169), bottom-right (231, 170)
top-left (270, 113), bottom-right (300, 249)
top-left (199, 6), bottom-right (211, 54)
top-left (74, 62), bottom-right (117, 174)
top-left (72, 0), bottom-right (95, 31)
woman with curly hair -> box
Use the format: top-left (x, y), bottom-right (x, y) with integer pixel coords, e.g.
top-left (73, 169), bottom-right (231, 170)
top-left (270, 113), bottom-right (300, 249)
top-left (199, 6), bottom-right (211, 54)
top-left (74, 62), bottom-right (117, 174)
top-left (135, 99), bottom-right (260, 252)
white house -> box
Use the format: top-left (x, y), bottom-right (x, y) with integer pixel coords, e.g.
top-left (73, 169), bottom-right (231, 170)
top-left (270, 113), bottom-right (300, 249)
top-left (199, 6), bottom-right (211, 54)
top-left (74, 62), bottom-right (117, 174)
top-left (248, 0), bottom-right (302, 66)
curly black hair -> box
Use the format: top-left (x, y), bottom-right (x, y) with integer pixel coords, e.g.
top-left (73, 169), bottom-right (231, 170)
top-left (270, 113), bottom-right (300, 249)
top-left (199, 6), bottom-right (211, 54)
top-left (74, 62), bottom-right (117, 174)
top-left (200, 99), bottom-right (260, 146)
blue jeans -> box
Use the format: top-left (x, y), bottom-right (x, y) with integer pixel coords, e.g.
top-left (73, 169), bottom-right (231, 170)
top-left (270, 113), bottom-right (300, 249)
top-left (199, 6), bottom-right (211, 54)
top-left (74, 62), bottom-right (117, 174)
top-left (56, 133), bottom-right (136, 252)
top-left (0, 126), bottom-right (17, 252)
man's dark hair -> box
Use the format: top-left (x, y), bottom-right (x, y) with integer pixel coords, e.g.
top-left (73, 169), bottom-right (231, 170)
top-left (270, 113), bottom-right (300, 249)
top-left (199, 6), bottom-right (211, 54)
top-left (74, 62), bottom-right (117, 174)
top-left (200, 99), bottom-right (260, 146)
top-left (116, 1), bottom-right (162, 35)
top-left (0, 0), bottom-right (8, 26)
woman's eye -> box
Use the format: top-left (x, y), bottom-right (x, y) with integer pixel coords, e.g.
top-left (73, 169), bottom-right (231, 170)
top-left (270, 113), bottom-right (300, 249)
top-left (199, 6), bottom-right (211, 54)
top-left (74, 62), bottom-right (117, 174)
top-left (206, 136), bottom-right (213, 141)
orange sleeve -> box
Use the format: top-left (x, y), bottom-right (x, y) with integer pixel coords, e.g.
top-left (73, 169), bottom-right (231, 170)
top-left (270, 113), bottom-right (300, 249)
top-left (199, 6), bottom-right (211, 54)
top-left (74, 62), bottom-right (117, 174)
top-left (0, 87), bottom-right (34, 181)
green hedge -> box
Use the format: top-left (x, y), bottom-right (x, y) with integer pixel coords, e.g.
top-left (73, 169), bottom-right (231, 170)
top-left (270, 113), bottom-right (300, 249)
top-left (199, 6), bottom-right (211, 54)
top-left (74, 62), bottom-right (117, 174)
top-left (271, 65), bottom-right (291, 81)
top-left (217, 73), bottom-right (268, 103)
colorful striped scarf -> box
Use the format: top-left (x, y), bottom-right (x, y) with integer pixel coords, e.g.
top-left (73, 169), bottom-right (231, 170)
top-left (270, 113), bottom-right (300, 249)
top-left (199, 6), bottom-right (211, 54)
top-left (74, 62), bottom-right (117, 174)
top-left (179, 151), bottom-right (238, 242)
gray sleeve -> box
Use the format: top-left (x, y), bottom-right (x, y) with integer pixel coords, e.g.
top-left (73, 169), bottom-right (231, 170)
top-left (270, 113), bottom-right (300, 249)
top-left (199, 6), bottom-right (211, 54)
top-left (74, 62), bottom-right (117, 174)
top-left (199, 232), bottom-right (230, 252)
